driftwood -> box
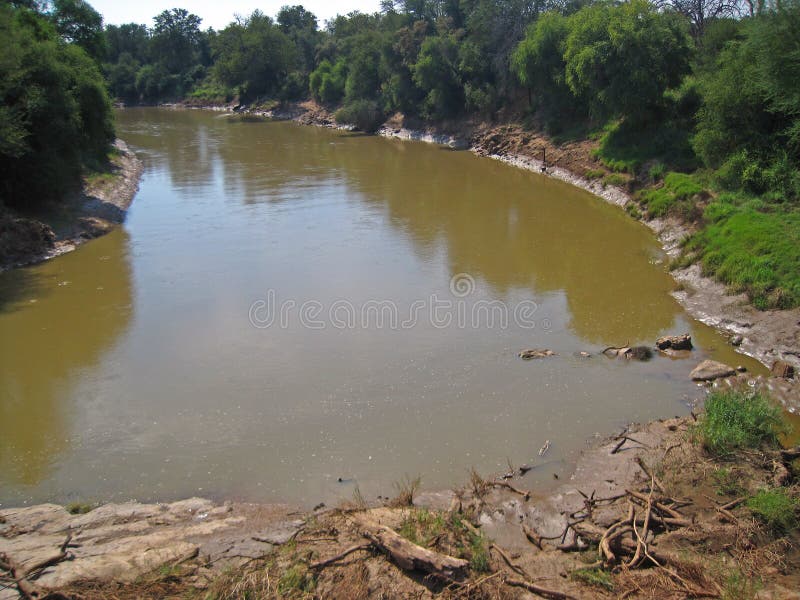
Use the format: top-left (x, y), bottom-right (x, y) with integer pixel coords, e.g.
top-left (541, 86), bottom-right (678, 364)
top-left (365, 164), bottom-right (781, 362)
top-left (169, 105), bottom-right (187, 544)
top-left (353, 518), bottom-right (468, 580)
top-left (521, 523), bottom-right (544, 549)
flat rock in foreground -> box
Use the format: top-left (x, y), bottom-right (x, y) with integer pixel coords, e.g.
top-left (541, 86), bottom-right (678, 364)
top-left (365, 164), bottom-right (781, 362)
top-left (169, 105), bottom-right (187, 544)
top-left (0, 497), bottom-right (297, 598)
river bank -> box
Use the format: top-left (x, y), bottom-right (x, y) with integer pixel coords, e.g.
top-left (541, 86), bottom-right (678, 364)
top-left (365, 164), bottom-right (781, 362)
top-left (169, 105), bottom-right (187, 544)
top-left (0, 140), bottom-right (142, 273)
top-left (3, 381), bottom-right (799, 599)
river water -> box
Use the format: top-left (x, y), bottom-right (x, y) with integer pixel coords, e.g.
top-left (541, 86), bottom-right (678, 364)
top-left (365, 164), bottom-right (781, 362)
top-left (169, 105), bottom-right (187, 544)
top-left (0, 108), bottom-right (764, 507)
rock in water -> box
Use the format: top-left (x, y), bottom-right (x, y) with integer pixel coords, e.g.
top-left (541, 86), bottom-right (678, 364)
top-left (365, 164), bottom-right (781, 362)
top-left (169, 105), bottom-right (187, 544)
top-left (771, 360), bottom-right (795, 379)
top-left (656, 334), bottom-right (693, 351)
top-left (518, 349), bottom-right (556, 360)
top-left (690, 360), bottom-right (736, 381)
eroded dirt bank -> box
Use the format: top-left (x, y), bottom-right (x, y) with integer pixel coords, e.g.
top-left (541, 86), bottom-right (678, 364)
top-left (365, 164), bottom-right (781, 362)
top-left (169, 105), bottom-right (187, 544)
top-left (0, 140), bottom-right (143, 272)
top-left (3, 375), bottom-right (799, 599)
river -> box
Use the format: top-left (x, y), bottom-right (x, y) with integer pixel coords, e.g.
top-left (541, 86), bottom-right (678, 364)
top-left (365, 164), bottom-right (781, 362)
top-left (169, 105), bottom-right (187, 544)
top-left (0, 108), bottom-right (765, 508)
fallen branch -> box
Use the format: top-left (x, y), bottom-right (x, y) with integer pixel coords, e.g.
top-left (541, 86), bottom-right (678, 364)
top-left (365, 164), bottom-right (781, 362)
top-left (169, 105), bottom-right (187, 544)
top-left (492, 481), bottom-right (531, 500)
top-left (521, 523), bottom-right (543, 549)
top-left (309, 542), bottom-right (372, 569)
top-left (490, 544), bottom-right (527, 577)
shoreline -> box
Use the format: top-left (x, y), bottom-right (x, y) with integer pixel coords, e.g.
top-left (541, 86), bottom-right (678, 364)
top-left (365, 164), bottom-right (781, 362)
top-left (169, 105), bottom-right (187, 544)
top-left (0, 139), bottom-right (143, 273)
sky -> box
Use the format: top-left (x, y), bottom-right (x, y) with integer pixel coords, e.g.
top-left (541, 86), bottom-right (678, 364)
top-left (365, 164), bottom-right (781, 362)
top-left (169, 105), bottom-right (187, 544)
top-left (90, 0), bottom-right (382, 30)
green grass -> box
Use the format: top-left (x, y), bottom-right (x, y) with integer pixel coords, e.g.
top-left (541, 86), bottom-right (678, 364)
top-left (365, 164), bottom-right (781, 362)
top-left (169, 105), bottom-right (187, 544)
top-left (696, 390), bottom-right (786, 457)
top-left (602, 173), bottom-right (628, 187)
top-left (747, 488), bottom-right (799, 533)
top-left (570, 567), bottom-right (615, 592)
top-left (397, 508), bottom-right (446, 546)
top-left (685, 203), bottom-right (800, 309)
top-left (468, 531), bottom-right (490, 572)
top-left (584, 168), bottom-right (604, 180)
top-left (277, 564), bottom-right (315, 594)
top-left (65, 501), bottom-right (93, 515)
top-left (640, 172), bottom-right (705, 218)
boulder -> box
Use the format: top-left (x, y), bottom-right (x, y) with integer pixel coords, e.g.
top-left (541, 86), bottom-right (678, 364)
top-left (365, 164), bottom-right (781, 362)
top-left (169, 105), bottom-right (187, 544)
top-left (771, 360), bottom-right (795, 379)
top-left (690, 360), bottom-right (736, 381)
top-left (656, 334), bottom-right (693, 351)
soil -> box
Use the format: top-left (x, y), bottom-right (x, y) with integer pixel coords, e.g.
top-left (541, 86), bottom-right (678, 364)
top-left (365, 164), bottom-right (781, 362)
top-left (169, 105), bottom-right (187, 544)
top-left (0, 139), bottom-right (142, 272)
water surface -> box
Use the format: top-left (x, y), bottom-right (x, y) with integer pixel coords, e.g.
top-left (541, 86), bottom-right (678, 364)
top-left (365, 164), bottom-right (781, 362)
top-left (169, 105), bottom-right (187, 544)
top-left (0, 108), bottom-right (764, 507)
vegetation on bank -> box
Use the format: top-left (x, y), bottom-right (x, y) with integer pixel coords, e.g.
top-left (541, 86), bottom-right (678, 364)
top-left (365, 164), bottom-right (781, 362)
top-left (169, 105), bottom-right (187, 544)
top-left (2, 0), bottom-right (799, 310)
top-left (0, 1), bottom-right (114, 211)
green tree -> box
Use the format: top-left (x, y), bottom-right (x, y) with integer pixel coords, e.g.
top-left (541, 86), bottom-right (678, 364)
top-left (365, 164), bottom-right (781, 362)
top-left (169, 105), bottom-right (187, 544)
top-left (0, 4), bottom-right (113, 208)
top-left (563, 0), bottom-right (692, 123)
top-left (151, 8), bottom-right (202, 75)
top-left (212, 11), bottom-right (296, 101)
top-left (412, 34), bottom-right (463, 118)
top-left (50, 0), bottom-right (106, 60)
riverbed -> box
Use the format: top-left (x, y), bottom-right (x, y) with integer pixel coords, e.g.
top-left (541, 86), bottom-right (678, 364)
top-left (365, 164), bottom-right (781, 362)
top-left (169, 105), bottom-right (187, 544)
top-left (0, 108), bottom-right (765, 508)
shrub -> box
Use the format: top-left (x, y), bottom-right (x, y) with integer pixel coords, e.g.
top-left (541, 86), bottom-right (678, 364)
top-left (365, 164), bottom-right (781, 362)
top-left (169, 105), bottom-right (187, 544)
top-left (335, 99), bottom-right (385, 133)
top-left (697, 390), bottom-right (786, 456)
top-left (747, 488), bottom-right (799, 533)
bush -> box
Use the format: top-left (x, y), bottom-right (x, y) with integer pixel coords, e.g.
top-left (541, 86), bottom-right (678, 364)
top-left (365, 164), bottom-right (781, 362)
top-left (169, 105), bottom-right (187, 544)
top-left (335, 99), bottom-right (385, 133)
top-left (747, 488), bottom-right (799, 533)
top-left (697, 390), bottom-right (786, 456)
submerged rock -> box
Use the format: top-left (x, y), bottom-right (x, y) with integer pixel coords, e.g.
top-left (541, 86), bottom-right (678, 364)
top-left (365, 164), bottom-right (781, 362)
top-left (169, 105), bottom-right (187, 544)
top-left (656, 334), bottom-right (693, 351)
top-left (690, 360), bottom-right (736, 381)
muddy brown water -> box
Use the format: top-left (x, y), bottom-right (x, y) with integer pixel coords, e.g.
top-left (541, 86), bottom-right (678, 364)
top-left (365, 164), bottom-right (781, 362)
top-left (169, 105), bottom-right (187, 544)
top-left (0, 108), bottom-right (767, 508)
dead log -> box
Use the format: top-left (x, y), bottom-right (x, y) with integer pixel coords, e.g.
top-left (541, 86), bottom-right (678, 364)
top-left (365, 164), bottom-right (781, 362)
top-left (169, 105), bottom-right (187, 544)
top-left (354, 519), bottom-right (468, 580)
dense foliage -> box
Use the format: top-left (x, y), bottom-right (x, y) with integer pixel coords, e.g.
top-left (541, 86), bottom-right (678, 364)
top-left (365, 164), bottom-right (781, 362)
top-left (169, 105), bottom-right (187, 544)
top-left (0, 1), bottom-right (114, 209)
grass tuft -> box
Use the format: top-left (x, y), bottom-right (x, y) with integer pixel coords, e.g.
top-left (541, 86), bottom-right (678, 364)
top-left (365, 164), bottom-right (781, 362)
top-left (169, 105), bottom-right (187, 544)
top-left (747, 488), bottom-right (798, 533)
top-left (696, 390), bottom-right (786, 457)
top-left (570, 567), bottom-right (615, 592)
top-left (65, 501), bottom-right (93, 515)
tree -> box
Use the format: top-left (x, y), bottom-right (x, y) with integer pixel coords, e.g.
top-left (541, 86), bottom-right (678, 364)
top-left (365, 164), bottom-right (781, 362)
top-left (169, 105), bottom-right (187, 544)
top-left (512, 11), bottom-right (573, 114)
top-left (412, 34), bottom-right (463, 118)
top-left (0, 4), bottom-right (113, 208)
top-left (212, 11), bottom-right (297, 101)
top-left (652, 0), bottom-right (745, 37)
top-left (50, 0), bottom-right (106, 60)
top-left (277, 5), bottom-right (320, 72)
top-left (563, 0), bottom-right (692, 123)
top-left (151, 8), bottom-right (202, 75)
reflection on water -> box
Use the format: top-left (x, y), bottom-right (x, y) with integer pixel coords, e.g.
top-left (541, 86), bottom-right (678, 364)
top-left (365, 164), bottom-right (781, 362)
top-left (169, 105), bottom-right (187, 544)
top-left (0, 109), bottom-right (766, 508)
top-left (0, 230), bottom-right (133, 489)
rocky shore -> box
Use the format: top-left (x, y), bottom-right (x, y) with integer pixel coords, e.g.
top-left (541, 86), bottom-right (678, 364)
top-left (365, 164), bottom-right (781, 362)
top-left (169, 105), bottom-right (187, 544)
top-left (0, 140), bottom-right (142, 272)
